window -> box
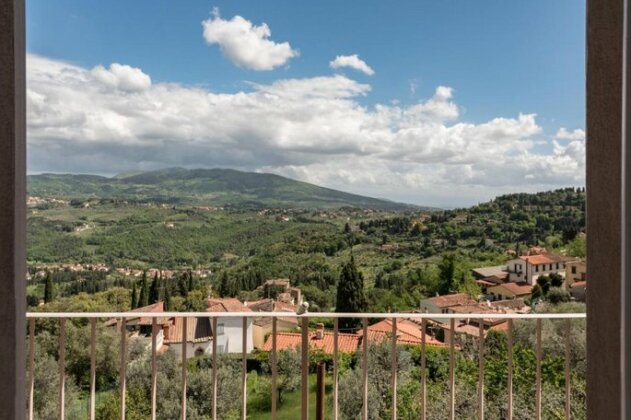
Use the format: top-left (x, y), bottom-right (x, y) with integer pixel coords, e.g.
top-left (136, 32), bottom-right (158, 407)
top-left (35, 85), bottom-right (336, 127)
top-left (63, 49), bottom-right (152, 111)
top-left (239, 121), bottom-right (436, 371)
top-left (536, 265), bottom-right (539, 272)
top-left (572, 266), bottom-right (577, 274)
top-left (216, 324), bottom-right (225, 335)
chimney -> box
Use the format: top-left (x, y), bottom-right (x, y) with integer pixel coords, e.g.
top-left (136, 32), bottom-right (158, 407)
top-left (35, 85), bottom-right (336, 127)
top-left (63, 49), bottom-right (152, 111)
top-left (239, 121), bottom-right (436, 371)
top-left (315, 323), bottom-right (325, 340)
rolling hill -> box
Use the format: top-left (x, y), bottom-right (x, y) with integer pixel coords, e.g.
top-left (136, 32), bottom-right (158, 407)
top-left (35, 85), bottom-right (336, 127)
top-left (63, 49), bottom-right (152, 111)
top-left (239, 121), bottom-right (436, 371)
top-left (27, 167), bottom-right (430, 211)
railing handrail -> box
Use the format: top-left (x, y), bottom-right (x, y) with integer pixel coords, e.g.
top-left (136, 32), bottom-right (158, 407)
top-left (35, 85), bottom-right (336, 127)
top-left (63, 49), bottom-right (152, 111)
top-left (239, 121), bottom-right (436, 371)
top-left (25, 311), bottom-right (587, 319)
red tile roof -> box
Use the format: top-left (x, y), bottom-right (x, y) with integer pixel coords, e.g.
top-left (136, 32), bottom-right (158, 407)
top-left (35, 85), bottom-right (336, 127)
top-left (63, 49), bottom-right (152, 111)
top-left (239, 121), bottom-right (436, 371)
top-left (207, 298), bottom-right (252, 313)
top-left (490, 282), bottom-right (533, 296)
top-left (425, 293), bottom-right (477, 308)
top-left (518, 253), bottom-right (575, 265)
top-left (164, 317), bottom-right (212, 344)
top-left (261, 331), bottom-right (360, 354)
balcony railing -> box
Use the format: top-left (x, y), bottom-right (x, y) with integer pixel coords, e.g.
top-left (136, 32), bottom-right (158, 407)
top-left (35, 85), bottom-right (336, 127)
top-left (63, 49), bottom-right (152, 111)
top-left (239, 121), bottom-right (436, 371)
top-left (26, 311), bottom-right (586, 420)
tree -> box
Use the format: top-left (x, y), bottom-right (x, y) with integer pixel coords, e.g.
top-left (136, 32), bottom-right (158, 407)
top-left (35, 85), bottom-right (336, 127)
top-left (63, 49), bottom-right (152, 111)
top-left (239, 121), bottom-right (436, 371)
top-left (531, 284), bottom-right (544, 302)
top-left (130, 282), bottom-right (138, 309)
top-left (336, 256), bottom-right (366, 329)
top-left (536, 275), bottom-right (551, 295)
top-left (149, 273), bottom-right (160, 304)
top-left (217, 271), bottom-right (232, 298)
top-left (186, 290), bottom-right (206, 311)
top-left (44, 271), bottom-right (54, 303)
top-left (344, 222), bottom-right (352, 234)
top-left (438, 254), bottom-right (457, 295)
top-left (164, 285), bottom-right (172, 311)
top-left (178, 272), bottom-right (189, 298)
top-left (547, 287), bottom-right (571, 304)
top-left (549, 272), bottom-right (564, 288)
top-left (137, 271), bottom-right (149, 308)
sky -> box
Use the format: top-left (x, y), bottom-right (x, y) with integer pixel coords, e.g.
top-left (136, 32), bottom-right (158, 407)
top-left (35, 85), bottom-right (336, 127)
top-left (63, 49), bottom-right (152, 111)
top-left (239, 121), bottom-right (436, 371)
top-left (26, 0), bottom-right (585, 207)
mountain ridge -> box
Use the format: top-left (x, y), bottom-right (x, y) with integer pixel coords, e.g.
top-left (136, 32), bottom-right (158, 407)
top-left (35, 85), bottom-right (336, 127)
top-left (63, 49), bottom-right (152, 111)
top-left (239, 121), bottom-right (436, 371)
top-left (27, 167), bottom-right (434, 211)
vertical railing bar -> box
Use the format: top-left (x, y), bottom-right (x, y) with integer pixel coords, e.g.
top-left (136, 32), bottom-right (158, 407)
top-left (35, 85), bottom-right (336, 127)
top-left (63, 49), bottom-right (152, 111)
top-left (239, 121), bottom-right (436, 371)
top-left (242, 316), bottom-right (248, 420)
top-left (120, 317), bottom-right (127, 420)
top-left (28, 318), bottom-right (35, 420)
top-left (182, 317), bottom-right (188, 420)
top-left (59, 318), bottom-right (66, 420)
top-left (212, 317), bottom-right (218, 420)
top-left (449, 318), bottom-right (455, 420)
top-left (333, 317), bottom-right (339, 420)
top-left (478, 320), bottom-right (485, 420)
top-left (421, 318), bottom-right (427, 420)
top-left (271, 316), bottom-right (278, 420)
top-left (565, 319), bottom-right (572, 420)
top-left (391, 318), bottom-right (397, 420)
top-left (507, 319), bottom-right (513, 420)
top-left (301, 317), bottom-right (309, 420)
top-left (151, 317), bottom-right (157, 420)
top-left (362, 318), bottom-right (368, 420)
top-left (535, 319), bottom-right (542, 420)
top-left (90, 318), bottom-right (97, 420)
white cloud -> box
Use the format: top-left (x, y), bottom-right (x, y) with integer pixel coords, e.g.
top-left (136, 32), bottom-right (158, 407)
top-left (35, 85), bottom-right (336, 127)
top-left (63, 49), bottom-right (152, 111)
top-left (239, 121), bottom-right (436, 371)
top-left (26, 54), bottom-right (585, 207)
top-left (555, 127), bottom-right (585, 141)
top-left (91, 63), bottom-right (151, 92)
top-left (201, 8), bottom-right (298, 70)
top-left (329, 54), bottom-right (375, 76)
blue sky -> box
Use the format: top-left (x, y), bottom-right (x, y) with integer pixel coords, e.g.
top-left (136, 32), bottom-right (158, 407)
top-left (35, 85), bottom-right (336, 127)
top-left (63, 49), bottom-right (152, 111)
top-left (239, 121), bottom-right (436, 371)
top-left (26, 1), bottom-right (585, 207)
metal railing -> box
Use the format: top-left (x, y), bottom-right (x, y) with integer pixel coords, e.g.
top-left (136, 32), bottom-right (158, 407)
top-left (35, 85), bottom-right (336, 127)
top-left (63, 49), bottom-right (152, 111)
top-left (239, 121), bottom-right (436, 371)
top-left (26, 311), bottom-right (586, 420)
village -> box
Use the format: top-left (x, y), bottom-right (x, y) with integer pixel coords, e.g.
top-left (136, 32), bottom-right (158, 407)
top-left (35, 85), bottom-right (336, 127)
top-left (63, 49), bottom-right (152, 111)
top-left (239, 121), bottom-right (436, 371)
top-left (103, 246), bottom-right (586, 360)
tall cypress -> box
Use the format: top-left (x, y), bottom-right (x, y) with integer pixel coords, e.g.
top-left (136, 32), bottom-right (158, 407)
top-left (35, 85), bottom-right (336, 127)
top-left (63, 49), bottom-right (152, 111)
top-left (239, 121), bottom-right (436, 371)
top-left (335, 256), bottom-right (366, 330)
top-left (138, 270), bottom-right (149, 308)
top-left (164, 286), bottom-right (171, 311)
top-left (130, 282), bottom-right (138, 309)
top-left (44, 271), bottom-right (54, 303)
top-left (149, 273), bottom-right (160, 304)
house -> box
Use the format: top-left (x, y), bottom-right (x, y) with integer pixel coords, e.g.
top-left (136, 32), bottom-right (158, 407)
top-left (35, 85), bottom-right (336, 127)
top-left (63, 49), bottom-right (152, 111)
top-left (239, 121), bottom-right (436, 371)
top-left (256, 278), bottom-right (303, 304)
top-left (207, 298), bottom-right (254, 354)
top-left (565, 260), bottom-right (587, 287)
top-left (471, 265), bottom-right (508, 280)
top-left (246, 298), bottom-right (299, 348)
top-left (358, 319), bottom-right (447, 347)
top-left (261, 321), bottom-right (447, 354)
top-left (419, 293), bottom-right (477, 322)
top-left (261, 324), bottom-right (361, 354)
top-left (163, 316), bottom-right (213, 358)
top-left (431, 299), bottom-right (530, 343)
top-left (487, 282), bottom-right (533, 301)
top-left (505, 253), bottom-right (574, 284)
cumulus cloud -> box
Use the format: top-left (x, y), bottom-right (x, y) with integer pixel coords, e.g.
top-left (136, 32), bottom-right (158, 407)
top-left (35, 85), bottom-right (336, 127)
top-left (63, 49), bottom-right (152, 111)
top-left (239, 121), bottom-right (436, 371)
top-left (329, 54), bottom-right (375, 76)
top-left (91, 63), bottom-right (151, 92)
top-left (201, 8), bottom-right (298, 70)
top-left (26, 54), bottom-right (585, 207)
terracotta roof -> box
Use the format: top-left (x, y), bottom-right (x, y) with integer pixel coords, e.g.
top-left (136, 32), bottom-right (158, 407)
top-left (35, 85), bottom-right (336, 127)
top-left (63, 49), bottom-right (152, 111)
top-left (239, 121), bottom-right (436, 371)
top-left (207, 298), bottom-right (252, 313)
top-left (164, 317), bottom-right (212, 344)
top-left (518, 253), bottom-right (575, 265)
top-left (424, 293), bottom-right (477, 308)
top-left (472, 265), bottom-right (507, 278)
top-left (247, 298), bottom-right (297, 313)
top-left (571, 281), bottom-right (587, 288)
top-left (489, 282), bottom-right (533, 296)
top-left (105, 301), bottom-right (169, 327)
top-left (261, 331), bottom-right (360, 354)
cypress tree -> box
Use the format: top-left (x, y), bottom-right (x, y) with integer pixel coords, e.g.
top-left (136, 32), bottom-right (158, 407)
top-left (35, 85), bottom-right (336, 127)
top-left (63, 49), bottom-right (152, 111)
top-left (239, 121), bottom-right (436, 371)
top-left (138, 270), bottom-right (149, 308)
top-left (335, 256), bottom-right (366, 330)
top-left (44, 271), bottom-right (54, 303)
top-left (130, 282), bottom-right (138, 309)
top-left (178, 272), bottom-right (189, 298)
top-left (149, 273), bottom-right (160, 304)
top-left (218, 271), bottom-right (230, 297)
top-left (164, 285), bottom-right (171, 311)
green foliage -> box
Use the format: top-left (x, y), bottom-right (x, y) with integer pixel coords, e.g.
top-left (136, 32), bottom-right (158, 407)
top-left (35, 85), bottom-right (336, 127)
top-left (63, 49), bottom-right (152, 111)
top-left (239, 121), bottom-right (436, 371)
top-left (336, 256), bottom-right (366, 329)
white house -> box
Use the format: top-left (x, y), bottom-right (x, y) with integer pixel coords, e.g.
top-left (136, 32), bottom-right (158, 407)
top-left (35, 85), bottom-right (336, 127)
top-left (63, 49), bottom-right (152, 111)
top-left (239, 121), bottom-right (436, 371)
top-left (506, 253), bottom-right (575, 284)
top-left (207, 298), bottom-right (254, 354)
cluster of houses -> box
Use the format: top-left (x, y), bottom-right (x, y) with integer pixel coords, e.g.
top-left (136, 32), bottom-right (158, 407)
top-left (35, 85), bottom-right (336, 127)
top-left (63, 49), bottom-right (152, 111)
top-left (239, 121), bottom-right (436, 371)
top-left (471, 247), bottom-right (587, 302)
top-left (111, 250), bottom-right (586, 359)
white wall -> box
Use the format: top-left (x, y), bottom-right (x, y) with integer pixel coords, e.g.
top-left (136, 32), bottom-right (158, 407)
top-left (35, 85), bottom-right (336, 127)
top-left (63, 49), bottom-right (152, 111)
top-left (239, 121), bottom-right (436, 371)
top-left (214, 317), bottom-right (253, 353)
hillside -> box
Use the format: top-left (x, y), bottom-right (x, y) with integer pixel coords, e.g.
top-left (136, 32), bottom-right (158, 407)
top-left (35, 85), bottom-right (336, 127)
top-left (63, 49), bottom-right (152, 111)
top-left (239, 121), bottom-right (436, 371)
top-left (27, 168), bottom-right (427, 211)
